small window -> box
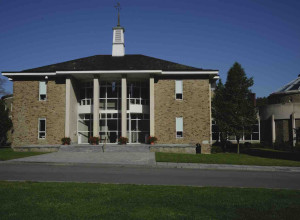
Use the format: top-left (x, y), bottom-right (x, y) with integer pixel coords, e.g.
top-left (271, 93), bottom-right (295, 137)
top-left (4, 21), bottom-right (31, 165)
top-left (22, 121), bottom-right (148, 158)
top-left (39, 81), bottom-right (47, 101)
top-left (175, 80), bottom-right (183, 100)
top-left (176, 117), bottom-right (183, 138)
top-left (38, 118), bottom-right (46, 139)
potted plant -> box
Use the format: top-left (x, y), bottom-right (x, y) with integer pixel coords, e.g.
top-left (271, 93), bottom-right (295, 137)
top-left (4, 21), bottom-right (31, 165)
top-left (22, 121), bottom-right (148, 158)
top-left (148, 136), bottom-right (158, 145)
top-left (89, 136), bottom-right (100, 145)
top-left (61, 137), bottom-right (71, 145)
top-left (118, 136), bottom-right (128, 145)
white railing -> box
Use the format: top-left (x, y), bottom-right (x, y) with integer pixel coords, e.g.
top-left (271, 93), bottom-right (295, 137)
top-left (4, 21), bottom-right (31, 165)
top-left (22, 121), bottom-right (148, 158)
top-left (127, 98), bottom-right (149, 105)
top-left (80, 98), bottom-right (93, 106)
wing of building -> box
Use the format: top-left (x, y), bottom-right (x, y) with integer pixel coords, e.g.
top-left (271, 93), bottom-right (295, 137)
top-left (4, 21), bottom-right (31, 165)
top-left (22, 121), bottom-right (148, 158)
top-left (260, 75), bottom-right (300, 146)
top-left (1, 16), bottom-right (219, 153)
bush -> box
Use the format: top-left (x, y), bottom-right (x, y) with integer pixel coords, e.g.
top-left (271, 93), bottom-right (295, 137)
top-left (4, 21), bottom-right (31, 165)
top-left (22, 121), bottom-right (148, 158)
top-left (147, 136), bottom-right (158, 144)
top-left (61, 137), bottom-right (71, 145)
top-left (211, 145), bottom-right (223, 154)
top-left (89, 137), bottom-right (99, 145)
top-left (118, 136), bottom-right (128, 145)
top-left (273, 141), bottom-right (292, 151)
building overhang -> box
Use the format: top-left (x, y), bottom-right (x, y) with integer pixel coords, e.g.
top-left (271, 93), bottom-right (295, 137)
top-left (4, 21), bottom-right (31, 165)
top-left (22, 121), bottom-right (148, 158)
top-left (2, 70), bottom-right (219, 79)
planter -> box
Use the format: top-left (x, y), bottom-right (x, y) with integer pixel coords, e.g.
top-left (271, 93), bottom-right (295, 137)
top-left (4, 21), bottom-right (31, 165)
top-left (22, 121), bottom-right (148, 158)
top-left (151, 142), bottom-right (154, 145)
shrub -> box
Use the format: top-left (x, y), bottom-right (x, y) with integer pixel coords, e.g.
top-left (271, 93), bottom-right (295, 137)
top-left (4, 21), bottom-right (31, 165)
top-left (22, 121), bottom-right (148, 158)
top-left (273, 141), bottom-right (292, 151)
top-left (211, 145), bottom-right (223, 154)
top-left (147, 136), bottom-right (158, 144)
top-left (89, 136), bottom-right (99, 145)
top-left (61, 137), bottom-right (71, 145)
top-left (118, 136), bottom-right (128, 145)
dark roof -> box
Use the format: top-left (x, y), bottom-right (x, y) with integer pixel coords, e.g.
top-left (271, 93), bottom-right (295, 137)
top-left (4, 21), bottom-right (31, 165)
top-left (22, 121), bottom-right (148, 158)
top-left (16, 54), bottom-right (216, 73)
top-left (1, 94), bottom-right (13, 100)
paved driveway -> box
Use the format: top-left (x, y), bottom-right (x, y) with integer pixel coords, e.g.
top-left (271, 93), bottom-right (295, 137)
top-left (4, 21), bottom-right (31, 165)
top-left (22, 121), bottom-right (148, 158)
top-left (9, 145), bottom-right (156, 165)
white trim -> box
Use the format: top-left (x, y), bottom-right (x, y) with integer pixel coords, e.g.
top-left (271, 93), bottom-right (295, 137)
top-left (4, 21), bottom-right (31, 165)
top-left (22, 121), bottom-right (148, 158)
top-left (38, 118), bottom-right (46, 139)
top-left (2, 73), bottom-right (56, 76)
top-left (3, 70), bottom-right (219, 76)
top-left (162, 71), bottom-right (219, 75)
top-left (176, 117), bottom-right (183, 138)
top-left (175, 80), bottom-right (183, 100)
top-left (56, 70), bottom-right (162, 74)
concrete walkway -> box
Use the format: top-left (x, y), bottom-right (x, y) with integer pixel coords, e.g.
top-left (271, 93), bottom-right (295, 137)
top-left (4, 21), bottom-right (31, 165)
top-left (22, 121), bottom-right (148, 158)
top-left (4, 145), bottom-right (300, 173)
top-left (8, 145), bottom-right (156, 165)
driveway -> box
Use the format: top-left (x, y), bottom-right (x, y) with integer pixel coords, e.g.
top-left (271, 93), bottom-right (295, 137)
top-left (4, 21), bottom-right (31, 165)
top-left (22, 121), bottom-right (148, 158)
top-left (8, 145), bottom-right (156, 165)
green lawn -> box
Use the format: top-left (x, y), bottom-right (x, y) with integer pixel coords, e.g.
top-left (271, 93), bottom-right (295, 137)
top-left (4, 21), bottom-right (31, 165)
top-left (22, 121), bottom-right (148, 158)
top-left (0, 181), bottom-right (300, 220)
top-left (156, 152), bottom-right (300, 166)
top-left (0, 148), bottom-right (46, 161)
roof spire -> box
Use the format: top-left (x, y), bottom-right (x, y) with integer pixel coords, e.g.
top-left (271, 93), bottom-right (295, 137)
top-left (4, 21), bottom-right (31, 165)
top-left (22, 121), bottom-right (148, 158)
top-left (114, 2), bottom-right (121, 26)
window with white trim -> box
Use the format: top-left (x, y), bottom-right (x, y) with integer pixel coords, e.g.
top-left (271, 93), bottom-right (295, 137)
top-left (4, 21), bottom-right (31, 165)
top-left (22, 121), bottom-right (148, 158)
top-left (175, 80), bottom-right (183, 100)
top-left (39, 81), bottom-right (47, 101)
top-left (176, 117), bottom-right (183, 138)
top-left (38, 118), bottom-right (46, 139)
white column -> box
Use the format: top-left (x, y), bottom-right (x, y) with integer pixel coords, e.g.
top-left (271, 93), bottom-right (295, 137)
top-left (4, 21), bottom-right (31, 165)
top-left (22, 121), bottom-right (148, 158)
top-left (271, 114), bottom-right (275, 143)
top-left (209, 82), bottom-right (212, 144)
top-left (292, 113), bottom-right (296, 147)
top-left (121, 75), bottom-right (127, 137)
top-left (150, 77), bottom-right (155, 136)
top-left (93, 77), bottom-right (99, 137)
top-left (65, 78), bottom-right (71, 137)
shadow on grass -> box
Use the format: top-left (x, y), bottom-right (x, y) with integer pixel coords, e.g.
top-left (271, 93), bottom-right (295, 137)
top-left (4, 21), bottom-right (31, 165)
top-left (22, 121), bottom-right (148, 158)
top-left (241, 148), bottom-right (300, 162)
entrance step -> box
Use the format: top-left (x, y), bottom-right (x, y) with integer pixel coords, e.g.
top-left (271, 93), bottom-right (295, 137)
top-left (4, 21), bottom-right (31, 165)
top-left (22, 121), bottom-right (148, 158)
top-left (59, 144), bottom-right (151, 153)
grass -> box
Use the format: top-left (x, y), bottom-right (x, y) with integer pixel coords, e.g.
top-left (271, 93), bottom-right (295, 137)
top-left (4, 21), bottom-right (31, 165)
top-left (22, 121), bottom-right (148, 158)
top-left (0, 148), bottom-right (46, 161)
top-left (0, 181), bottom-right (300, 220)
top-left (156, 151), bottom-right (300, 166)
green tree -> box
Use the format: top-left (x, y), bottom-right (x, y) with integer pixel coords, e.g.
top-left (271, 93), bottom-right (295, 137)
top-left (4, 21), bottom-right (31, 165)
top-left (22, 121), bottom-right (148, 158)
top-left (224, 62), bottom-right (257, 154)
top-left (0, 77), bottom-right (7, 97)
top-left (256, 97), bottom-right (268, 108)
top-left (0, 100), bottom-right (12, 146)
top-left (212, 79), bottom-right (230, 150)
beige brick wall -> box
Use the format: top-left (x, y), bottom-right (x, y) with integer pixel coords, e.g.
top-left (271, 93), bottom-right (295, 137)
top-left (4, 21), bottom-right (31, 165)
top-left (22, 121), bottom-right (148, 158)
top-left (12, 80), bottom-right (65, 147)
top-left (154, 78), bottom-right (210, 147)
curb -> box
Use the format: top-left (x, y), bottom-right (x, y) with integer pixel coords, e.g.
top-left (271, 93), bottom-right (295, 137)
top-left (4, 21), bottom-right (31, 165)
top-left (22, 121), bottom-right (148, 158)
top-left (1, 160), bottom-right (300, 173)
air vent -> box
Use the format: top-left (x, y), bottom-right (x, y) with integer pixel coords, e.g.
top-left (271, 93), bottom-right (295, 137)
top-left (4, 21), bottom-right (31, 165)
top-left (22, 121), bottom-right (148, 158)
top-left (115, 30), bottom-right (122, 43)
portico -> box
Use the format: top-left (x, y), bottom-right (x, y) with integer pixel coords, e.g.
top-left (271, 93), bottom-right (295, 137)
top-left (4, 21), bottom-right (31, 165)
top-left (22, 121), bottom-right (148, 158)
top-left (64, 73), bottom-right (155, 144)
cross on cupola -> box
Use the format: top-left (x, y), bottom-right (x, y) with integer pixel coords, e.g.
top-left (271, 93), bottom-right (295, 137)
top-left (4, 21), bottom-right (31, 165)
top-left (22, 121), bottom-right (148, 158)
top-left (112, 2), bottom-right (125, 57)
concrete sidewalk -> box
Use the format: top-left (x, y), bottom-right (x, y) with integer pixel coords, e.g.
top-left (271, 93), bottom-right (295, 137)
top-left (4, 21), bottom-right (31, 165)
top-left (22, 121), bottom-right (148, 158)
top-left (2, 145), bottom-right (300, 172)
top-left (7, 151), bottom-right (156, 165)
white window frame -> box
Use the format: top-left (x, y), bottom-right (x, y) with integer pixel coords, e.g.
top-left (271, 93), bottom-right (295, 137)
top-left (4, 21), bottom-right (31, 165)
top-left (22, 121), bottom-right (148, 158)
top-left (175, 80), bottom-right (183, 100)
top-left (38, 118), bottom-right (46, 139)
top-left (39, 81), bottom-right (47, 101)
top-left (176, 117), bottom-right (183, 138)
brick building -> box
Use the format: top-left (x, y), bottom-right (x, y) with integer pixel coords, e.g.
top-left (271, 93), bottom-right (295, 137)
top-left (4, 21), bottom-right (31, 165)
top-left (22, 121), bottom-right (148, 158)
top-left (1, 18), bottom-right (219, 153)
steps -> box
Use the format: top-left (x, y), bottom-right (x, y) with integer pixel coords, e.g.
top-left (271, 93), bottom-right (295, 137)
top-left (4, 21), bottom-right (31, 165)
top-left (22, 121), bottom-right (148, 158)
top-left (59, 144), bottom-right (150, 153)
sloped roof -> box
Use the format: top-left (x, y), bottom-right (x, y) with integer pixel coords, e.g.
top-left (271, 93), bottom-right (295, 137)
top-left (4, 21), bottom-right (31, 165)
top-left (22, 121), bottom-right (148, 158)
top-left (16, 54), bottom-right (216, 73)
top-left (272, 75), bottom-right (300, 95)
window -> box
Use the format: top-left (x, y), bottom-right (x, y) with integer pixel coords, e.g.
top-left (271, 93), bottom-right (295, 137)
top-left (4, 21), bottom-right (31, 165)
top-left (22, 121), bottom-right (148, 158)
top-left (176, 117), bottom-right (183, 138)
top-left (38, 118), bottom-right (46, 139)
top-left (175, 80), bottom-right (183, 100)
top-left (39, 81), bottom-right (47, 101)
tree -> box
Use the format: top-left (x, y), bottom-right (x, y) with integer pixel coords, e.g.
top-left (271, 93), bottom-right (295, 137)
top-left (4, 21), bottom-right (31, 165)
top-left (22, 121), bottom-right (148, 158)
top-left (256, 97), bottom-right (268, 108)
top-left (212, 79), bottom-right (230, 150)
top-left (0, 77), bottom-right (7, 97)
top-left (0, 100), bottom-right (12, 146)
top-left (224, 62), bottom-right (257, 154)
top-left (212, 62), bottom-right (257, 154)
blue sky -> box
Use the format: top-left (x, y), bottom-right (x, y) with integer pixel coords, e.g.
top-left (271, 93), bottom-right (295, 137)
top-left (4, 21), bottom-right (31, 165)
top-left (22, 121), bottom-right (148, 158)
top-left (0, 0), bottom-right (299, 97)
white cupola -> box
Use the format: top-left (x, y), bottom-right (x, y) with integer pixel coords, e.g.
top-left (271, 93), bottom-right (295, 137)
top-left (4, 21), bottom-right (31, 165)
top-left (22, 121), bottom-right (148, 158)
top-left (112, 3), bottom-right (125, 57)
